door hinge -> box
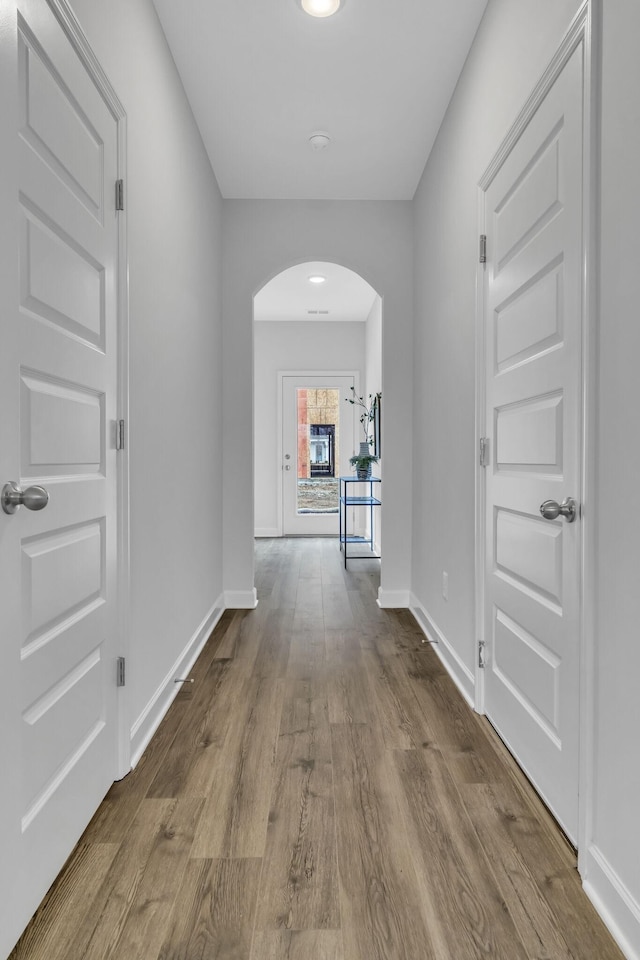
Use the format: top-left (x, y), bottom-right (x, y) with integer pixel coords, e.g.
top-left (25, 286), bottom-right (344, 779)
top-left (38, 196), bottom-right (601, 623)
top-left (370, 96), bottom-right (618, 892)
top-left (116, 656), bottom-right (126, 687)
top-left (479, 437), bottom-right (489, 467)
top-left (478, 639), bottom-right (486, 669)
top-left (115, 179), bottom-right (124, 211)
top-left (116, 419), bottom-right (126, 451)
top-left (479, 234), bottom-right (487, 263)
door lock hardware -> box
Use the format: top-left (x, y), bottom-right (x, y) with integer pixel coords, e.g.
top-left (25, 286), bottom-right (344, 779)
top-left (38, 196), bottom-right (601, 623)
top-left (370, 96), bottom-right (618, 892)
top-left (539, 497), bottom-right (577, 523)
top-left (2, 481), bottom-right (50, 515)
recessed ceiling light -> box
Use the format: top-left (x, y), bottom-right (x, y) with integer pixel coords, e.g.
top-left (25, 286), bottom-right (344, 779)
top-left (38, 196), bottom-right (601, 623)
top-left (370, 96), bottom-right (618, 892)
top-left (308, 275), bottom-right (326, 284)
top-left (299, 0), bottom-right (343, 18)
top-left (309, 131), bottom-right (331, 151)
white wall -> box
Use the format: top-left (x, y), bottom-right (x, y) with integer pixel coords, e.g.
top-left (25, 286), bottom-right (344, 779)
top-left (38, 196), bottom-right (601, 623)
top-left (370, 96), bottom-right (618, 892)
top-left (223, 200), bottom-right (413, 608)
top-left (70, 0), bottom-right (225, 761)
top-left (365, 296), bottom-right (382, 409)
top-left (412, 1), bottom-right (640, 956)
top-left (254, 320), bottom-right (366, 536)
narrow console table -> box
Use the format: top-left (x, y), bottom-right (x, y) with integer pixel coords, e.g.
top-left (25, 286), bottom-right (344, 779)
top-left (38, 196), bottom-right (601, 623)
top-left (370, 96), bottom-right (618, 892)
top-left (339, 475), bottom-right (381, 568)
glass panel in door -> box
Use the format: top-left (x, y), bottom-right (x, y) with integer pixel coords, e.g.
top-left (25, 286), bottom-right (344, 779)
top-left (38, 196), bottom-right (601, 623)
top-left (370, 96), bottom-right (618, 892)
top-left (296, 388), bottom-right (339, 516)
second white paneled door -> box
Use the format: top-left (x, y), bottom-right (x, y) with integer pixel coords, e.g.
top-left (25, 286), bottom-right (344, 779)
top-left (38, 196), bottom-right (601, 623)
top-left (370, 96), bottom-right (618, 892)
top-left (482, 43), bottom-right (584, 841)
top-left (0, 0), bottom-right (123, 952)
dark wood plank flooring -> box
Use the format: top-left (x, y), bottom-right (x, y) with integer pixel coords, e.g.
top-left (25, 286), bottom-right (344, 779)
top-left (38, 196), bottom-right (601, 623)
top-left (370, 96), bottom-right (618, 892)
top-left (10, 538), bottom-right (624, 960)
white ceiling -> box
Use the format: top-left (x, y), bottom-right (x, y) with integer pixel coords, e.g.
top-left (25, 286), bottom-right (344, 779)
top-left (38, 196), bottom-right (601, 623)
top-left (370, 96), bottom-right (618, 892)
top-left (255, 261), bottom-right (377, 321)
top-left (152, 0), bottom-right (488, 201)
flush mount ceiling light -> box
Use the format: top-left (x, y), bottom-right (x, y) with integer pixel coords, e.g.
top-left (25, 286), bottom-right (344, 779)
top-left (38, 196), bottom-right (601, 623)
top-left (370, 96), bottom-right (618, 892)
top-left (309, 131), bottom-right (331, 151)
top-left (299, 0), bottom-right (344, 18)
top-left (308, 275), bottom-right (327, 284)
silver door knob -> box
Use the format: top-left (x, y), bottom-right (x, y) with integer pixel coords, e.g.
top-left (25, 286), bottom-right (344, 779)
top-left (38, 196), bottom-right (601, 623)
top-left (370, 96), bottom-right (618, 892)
top-left (2, 481), bottom-right (50, 515)
top-left (539, 497), bottom-right (577, 523)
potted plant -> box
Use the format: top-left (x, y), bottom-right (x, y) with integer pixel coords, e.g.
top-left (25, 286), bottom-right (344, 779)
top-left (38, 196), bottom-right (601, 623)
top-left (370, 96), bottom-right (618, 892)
top-left (345, 387), bottom-right (380, 478)
top-left (349, 451), bottom-right (379, 479)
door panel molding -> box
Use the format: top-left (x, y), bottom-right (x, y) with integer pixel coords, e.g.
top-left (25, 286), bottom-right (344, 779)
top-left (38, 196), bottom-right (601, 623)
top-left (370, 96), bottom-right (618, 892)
top-left (39, 0), bottom-right (131, 780)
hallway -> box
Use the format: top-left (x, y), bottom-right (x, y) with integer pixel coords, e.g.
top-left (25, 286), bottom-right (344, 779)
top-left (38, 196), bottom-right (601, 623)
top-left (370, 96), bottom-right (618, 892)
top-left (11, 538), bottom-right (622, 960)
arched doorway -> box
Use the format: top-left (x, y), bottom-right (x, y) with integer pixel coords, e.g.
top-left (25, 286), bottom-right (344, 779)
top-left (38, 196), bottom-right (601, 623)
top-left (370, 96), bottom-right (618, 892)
top-left (253, 261), bottom-right (382, 540)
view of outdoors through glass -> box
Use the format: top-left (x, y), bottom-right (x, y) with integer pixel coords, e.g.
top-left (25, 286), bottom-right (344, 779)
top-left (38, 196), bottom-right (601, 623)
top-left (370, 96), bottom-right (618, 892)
top-left (296, 388), bottom-right (340, 514)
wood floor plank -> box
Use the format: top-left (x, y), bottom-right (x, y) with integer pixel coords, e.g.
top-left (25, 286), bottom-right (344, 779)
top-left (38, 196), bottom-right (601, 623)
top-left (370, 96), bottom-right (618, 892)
top-left (393, 747), bottom-right (529, 960)
top-left (255, 686), bottom-right (340, 931)
top-left (325, 630), bottom-right (377, 726)
top-left (9, 843), bottom-right (119, 960)
top-left (146, 658), bottom-right (244, 799)
top-left (264, 542), bottom-right (302, 610)
top-left (213, 609), bottom-right (247, 660)
top-left (294, 575), bottom-right (324, 619)
top-left (251, 608), bottom-right (294, 679)
top-left (105, 798), bottom-right (203, 959)
top-left (457, 782), bottom-right (579, 960)
top-left (331, 722), bottom-right (437, 960)
top-left (190, 677), bottom-right (285, 858)
top-left (82, 696), bottom-right (192, 843)
top-left (299, 542), bottom-right (323, 580)
top-left (287, 618), bottom-right (326, 682)
top-left (65, 798), bottom-right (183, 960)
top-left (320, 538), bottom-right (349, 586)
top-left (360, 648), bottom-right (428, 751)
top-left (459, 781), bottom-right (625, 960)
top-left (321, 581), bottom-right (354, 631)
top-left (158, 858), bottom-right (262, 960)
top-left (251, 930), bottom-right (344, 960)
top-left (408, 655), bottom-right (514, 784)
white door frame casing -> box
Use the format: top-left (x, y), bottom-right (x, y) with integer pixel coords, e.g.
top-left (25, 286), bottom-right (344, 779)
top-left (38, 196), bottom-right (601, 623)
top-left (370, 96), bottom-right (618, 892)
top-left (474, 0), bottom-right (597, 865)
top-left (40, 0), bottom-right (131, 778)
top-left (276, 370), bottom-right (360, 537)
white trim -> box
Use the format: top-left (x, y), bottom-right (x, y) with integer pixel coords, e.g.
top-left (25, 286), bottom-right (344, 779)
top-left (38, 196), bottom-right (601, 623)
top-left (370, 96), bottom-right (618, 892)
top-left (583, 845), bottom-right (640, 960)
top-left (474, 186), bottom-right (487, 715)
top-left (376, 588), bottom-right (410, 609)
top-left (255, 527), bottom-right (280, 538)
top-left (46, 0), bottom-right (131, 780)
top-left (578, 16), bottom-right (640, 957)
top-left (410, 595), bottom-right (475, 708)
top-left (577, 0), bottom-right (599, 878)
top-left (115, 104), bottom-right (131, 782)
top-left (128, 597), bottom-right (225, 769)
top-left (224, 588), bottom-right (259, 609)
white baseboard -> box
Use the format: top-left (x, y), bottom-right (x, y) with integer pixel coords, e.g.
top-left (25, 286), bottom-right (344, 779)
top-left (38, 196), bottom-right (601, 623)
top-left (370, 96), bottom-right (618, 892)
top-left (409, 594), bottom-right (475, 708)
top-left (224, 588), bottom-right (258, 609)
top-left (129, 595), bottom-right (225, 768)
top-left (583, 844), bottom-right (640, 960)
top-left (376, 588), bottom-right (411, 608)
top-left (255, 527), bottom-right (280, 538)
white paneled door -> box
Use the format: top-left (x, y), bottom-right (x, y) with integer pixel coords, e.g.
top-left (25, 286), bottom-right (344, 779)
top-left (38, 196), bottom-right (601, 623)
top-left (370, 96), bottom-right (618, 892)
top-left (0, 1), bottom-right (122, 952)
top-left (482, 45), bottom-right (584, 841)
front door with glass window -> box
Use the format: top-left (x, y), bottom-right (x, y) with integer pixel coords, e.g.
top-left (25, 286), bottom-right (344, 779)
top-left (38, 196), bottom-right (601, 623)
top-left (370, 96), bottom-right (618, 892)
top-left (281, 375), bottom-right (356, 535)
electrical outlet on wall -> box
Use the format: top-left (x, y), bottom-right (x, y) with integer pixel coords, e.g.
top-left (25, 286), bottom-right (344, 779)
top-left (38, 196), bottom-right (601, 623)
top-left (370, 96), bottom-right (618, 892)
top-left (442, 571), bottom-right (448, 601)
